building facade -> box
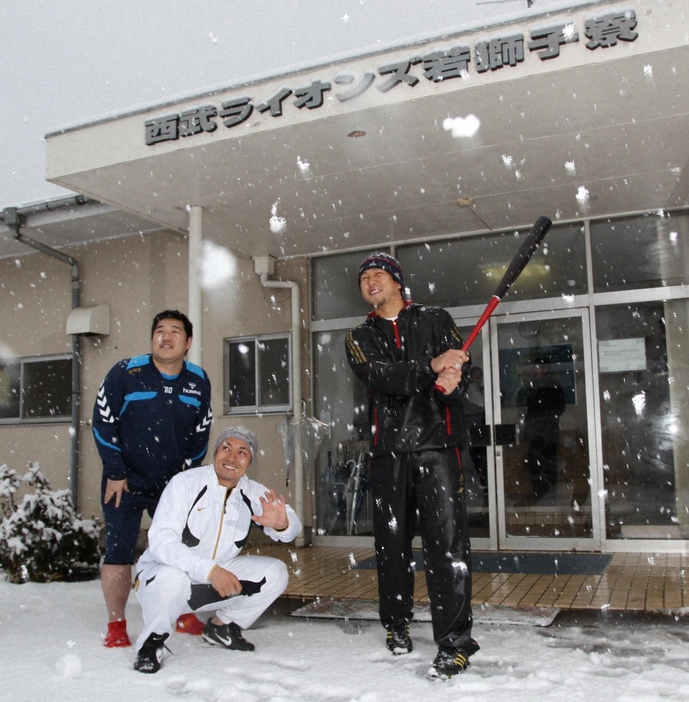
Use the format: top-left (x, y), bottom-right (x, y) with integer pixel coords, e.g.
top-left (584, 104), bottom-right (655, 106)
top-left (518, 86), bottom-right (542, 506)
top-left (1, 0), bottom-right (688, 554)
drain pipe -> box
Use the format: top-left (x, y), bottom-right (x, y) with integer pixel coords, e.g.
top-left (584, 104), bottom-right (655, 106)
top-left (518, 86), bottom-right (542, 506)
top-left (254, 256), bottom-right (305, 546)
top-left (187, 205), bottom-right (203, 366)
top-left (4, 207), bottom-right (82, 507)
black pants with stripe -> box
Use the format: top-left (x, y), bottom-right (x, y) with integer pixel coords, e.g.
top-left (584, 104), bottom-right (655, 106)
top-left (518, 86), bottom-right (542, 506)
top-left (370, 447), bottom-right (474, 650)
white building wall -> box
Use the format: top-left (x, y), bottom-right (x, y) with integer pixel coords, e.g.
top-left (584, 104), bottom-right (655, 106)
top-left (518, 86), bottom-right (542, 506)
top-left (2, 0), bottom-right (687, 548)
top-left (0, 231), bottom-right (308, 522)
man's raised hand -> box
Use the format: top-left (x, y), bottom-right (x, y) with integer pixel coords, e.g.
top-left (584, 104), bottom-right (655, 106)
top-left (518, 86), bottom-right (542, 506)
top-left (252, 489), bottom-right (289, 531)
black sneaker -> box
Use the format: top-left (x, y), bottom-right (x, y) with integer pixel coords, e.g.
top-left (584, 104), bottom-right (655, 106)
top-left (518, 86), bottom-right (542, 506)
top-left (385, 621), bottom-right (413, 655)
top-left (427, 639), bottom-right (480, 680)
top-left (134, 633), bottom-right (169, 674)
top-left (202, 620), bottom-right (255, 651)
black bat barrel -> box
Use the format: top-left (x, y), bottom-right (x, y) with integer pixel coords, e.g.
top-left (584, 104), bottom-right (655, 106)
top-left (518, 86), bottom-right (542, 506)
top-left (493, 216), bottom-right (552, 300)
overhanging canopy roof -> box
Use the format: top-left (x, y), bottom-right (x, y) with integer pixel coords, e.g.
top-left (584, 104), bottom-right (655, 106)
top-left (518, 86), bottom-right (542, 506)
top-left (12, 3), bottom-right (689, 262)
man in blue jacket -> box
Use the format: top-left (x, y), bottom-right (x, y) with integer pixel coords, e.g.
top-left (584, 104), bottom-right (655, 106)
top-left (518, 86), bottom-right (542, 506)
top-left (345, 253), bottom-right (478, 680)
top-left (93, 310), bottom-right (212, 648)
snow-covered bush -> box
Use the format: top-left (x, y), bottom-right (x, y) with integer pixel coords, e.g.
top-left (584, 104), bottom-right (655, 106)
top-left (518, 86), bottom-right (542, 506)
top-left (0, 462), bottom-right (101, 584)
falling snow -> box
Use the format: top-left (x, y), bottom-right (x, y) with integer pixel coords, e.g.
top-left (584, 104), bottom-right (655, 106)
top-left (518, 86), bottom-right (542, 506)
top-left (270, 199), bottom-right (287, 234)
top-left (297, 156), bottom-right (311, 178)
top-left (442, 114), bottom-right (480, 138)
top-left (576, 185), bottom-right (589, 204)
top-left (563, 22), bottom-right (577, 41)
top-left (200, 240), bottom-right (237, 289)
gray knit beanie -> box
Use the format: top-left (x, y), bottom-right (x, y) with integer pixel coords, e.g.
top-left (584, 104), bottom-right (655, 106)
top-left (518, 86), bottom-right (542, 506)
top-left (213, 426), bottom-right (258, 462)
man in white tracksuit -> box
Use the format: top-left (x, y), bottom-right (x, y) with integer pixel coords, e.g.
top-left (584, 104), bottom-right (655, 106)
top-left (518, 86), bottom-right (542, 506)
top-left (133, 426), bottom-right (301, 673)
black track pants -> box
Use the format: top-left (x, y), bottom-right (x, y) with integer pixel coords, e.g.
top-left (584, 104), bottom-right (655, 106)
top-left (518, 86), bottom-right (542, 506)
top-left (370, 447), bottom-right (474, 649)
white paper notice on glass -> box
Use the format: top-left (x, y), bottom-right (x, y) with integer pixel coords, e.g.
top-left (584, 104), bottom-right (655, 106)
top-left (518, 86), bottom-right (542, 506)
top-left (598, 338), bottom-right (647, 373)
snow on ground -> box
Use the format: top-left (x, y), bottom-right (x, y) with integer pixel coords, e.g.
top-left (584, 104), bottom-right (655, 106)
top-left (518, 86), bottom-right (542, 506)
top-left (2, 575), bottom-right (689, 702)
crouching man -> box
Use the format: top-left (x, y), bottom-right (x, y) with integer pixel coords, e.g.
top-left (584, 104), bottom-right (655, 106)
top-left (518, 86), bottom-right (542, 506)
top-left (133, 426), bottom-right (301, 673)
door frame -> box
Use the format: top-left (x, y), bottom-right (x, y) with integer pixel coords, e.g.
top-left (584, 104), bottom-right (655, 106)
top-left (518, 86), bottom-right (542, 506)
top-left (463, 306), bottom-right (603, 552)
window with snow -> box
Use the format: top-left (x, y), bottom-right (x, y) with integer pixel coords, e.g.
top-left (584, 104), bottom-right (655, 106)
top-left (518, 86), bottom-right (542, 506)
top-left (0, 355), bottom-right (72, 423)
top-left (224, 334), bottom-right (291, 414)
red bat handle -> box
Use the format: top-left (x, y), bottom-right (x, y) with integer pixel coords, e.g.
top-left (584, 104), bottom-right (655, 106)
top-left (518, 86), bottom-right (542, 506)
top-left (433, 296), bottom-right (499, 393)
top-left (461, 295), bottom-right (500, 352)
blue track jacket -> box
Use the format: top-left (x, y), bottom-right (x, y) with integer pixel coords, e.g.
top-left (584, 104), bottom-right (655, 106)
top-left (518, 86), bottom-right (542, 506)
top-left (93, 354), bottom-right (212, 496)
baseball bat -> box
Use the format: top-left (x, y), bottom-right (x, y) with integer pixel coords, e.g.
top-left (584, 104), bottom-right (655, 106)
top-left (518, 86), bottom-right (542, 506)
top-left (435, 215), bottom-right (552, 392)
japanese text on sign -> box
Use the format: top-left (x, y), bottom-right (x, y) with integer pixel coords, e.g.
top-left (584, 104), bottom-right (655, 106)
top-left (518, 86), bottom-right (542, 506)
top-left (145, 10), bottom-right (638, 145)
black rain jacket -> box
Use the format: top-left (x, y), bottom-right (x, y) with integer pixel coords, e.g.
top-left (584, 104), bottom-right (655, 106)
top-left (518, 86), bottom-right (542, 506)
top-left (345, 303), bottom-right (469, 457)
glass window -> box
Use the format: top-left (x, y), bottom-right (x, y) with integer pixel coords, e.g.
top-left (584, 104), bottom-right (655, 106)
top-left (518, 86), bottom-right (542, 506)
top-left (225, 335), bottom-right (290, 414)
top-left (312, 250), bottom-right (378, 321)
top-left (227, 340), bottom-right (256, 408)
top-left (312, 224), bottom-right (587, 320)
top-left (0, 356), bottom-right (71, 422)
top-left (591, 211), bottom-right (689, 292)
top-left (0, 361), bottom-right (21, 419)
top-left (313, 329), bottom-right (373, 536)
top-left (397, 223), bottom-right (587, 308)
top-left (258, 337), bottom-right (291, 407)
top-left (596, 301), bottom-right (682, 539)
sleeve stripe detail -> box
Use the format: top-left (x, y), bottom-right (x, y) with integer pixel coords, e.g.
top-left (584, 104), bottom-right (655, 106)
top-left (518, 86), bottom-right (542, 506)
top-left (346, 331), bottom-right (367, 364)
top-left (93, 427), bottom-right (122, 453)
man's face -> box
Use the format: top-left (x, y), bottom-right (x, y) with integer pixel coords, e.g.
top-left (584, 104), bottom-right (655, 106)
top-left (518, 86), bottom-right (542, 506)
top-left (151, 318), bottom-right (192, 367)
top-left (359, 268), bottom-right (402, 309)
top-left (213, 437), bottom-right (252, 488)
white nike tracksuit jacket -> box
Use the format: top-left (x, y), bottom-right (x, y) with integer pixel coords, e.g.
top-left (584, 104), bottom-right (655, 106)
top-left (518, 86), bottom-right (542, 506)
top-left (134, 463), bottom-right (301, 651)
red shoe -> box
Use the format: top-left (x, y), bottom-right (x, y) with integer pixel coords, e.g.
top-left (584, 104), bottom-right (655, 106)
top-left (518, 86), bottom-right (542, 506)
top-left (176, 612), bottom-right (205, 636)
top-left (104, 620), bottom-right (131, 648)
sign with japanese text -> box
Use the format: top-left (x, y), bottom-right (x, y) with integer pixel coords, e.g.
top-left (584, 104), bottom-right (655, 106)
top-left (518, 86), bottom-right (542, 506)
top-left (145, 9), bottom-right (638, 146)
top-left (598, 338), bottom-right (646, 373)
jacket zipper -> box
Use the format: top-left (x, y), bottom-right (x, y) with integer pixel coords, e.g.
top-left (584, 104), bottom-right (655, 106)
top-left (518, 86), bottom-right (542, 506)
top-left (212, 488), bottom-right (232, 559)
top-left (391, 319), bottom-right (401, 349)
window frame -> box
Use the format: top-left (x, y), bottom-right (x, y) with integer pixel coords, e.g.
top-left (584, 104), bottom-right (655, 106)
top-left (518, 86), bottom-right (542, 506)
top-left (0, 354), bottom-right (72, 425)
top-left (223, 333), bottom-right (292, 415)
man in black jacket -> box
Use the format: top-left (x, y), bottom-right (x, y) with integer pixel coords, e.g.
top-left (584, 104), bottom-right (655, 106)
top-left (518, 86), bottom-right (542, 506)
top-left (345, 252), bottom-right (478, 680)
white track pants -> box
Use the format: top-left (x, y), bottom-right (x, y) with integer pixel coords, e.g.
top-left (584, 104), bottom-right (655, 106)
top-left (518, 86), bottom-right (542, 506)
top-left (134, 555), bottom-right (288, 651)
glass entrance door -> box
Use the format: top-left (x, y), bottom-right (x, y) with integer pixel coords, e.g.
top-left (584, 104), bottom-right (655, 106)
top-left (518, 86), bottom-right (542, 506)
top-left (493, 309), bottom-right (597, 548)
top-left (462, 308), bottom-right (598, 550)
